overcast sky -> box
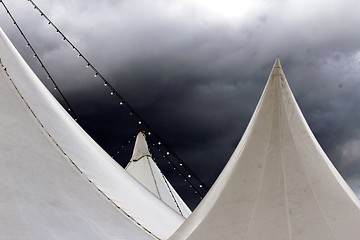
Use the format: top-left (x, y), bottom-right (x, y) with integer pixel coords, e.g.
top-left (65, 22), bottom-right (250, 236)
top-left (1, 0), bottom-right (360, 208)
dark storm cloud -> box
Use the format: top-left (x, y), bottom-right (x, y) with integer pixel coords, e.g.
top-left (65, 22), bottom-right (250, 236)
top-left (1, 0), bottom-right (360, 205)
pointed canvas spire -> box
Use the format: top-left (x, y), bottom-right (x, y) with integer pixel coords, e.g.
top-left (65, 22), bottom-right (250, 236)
top-left (130, 131), bottom-right (152, 161)
top-left (126, 132), bottom-right (192, 218)
top-left (170, 58), bottom-right (360, 239)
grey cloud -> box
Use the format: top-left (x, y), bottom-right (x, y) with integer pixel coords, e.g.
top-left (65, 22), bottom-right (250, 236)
top-left (1, 0), bottom-right (360, 206)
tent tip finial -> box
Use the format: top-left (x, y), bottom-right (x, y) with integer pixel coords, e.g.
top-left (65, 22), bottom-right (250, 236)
top-left (274, 57), bottom-right (281, 69)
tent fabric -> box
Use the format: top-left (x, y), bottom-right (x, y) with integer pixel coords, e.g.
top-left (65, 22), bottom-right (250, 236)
top-left (0, 26), bottom-right (184, 239)
top-left (126, 132), bottom-right (192, 218)
top-left (170, 58), bottom-right (360, 240)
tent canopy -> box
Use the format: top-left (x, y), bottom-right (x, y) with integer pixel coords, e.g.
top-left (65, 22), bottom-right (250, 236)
top-left (170, 58), bottom-right (360, 240)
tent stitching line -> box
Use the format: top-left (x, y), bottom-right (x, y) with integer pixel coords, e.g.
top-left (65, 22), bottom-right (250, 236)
top-left (161, 173), bottom-right (184, 216)
top-left (146, 156), bottom-right (162, 199)
top-left (278, 78), bottom-right (293, 240)
top-left (0, 63), bottom-right (160, 240)
top-left (282, 79), bottom-right (338, 240)
top-left (243, 85), bottom-right (275, 240)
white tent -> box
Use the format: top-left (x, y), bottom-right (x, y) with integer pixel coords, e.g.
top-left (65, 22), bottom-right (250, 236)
top-left (170, 58), bottom-right (360, 240)
top-left (0, 26), bottom-right (185, 239)
top-left (126, 131), bottom-right (192, 218)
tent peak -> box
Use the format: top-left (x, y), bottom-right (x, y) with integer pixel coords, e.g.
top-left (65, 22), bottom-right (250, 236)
top-left (274, 57), bottom-right (281, 67)
top-left (126, 131), bottom-right (192, 218)
top-left (272, 57), bottom-right (282, 70)
top-left (169, 58), bottom-right (360, 240)
top-left (268, 57), bottom-right (286, 83)
top-left (130, 131), bottom-right (151, 162)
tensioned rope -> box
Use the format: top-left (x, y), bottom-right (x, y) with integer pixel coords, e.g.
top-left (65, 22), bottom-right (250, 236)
top-left (0, 61), bottom-right (159, 239)
top-left (111, 132), bottom-right (138, 158)
top-left (146, 135), bottom-right (205, 196)
top-left (160, 172), bottom-right (185, 216)
top-left (0, 0), bottom-right (81, 125)
top-left (24, 0), bottom-right (210, 195)
top-left (1, 0), bottom-right (209, 196)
